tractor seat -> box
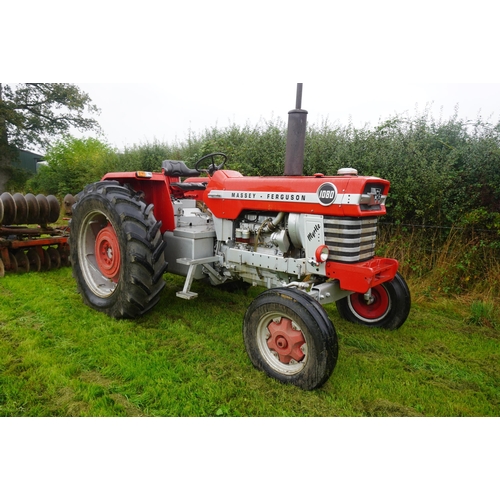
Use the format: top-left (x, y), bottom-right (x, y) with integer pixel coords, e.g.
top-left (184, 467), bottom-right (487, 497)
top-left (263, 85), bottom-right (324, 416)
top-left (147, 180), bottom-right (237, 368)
top-left (162, 160), bottom-right (201, 178)
top-left (171, 182), bottom-right (208, 191)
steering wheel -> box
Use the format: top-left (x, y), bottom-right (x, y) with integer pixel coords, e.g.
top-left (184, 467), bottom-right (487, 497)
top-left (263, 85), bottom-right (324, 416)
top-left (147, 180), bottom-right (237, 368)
top-left (194, 152), bottom-right (228, 175)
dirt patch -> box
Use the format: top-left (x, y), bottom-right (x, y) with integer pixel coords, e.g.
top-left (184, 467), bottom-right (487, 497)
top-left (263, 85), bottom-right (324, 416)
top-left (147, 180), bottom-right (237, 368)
top-left (109, 393), bottom-right (144, 417)
top-left (79, 371), bottom-right (144, 417)
top-left (362, 398), bottom-right (421, 417)
top-left (79, 370), bottom-right (114, 388)
top-left (54, 386), bottom-right (91, 417)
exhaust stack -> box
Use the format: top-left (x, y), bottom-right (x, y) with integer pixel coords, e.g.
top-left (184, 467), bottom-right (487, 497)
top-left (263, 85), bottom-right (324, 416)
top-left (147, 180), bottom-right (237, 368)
top-left (284, 83), bottom-right (308, 176)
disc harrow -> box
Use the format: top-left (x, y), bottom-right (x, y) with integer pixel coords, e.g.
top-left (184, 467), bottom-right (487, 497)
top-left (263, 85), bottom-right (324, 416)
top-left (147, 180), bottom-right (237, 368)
top-left (0, 192), bottom-right (71, 277)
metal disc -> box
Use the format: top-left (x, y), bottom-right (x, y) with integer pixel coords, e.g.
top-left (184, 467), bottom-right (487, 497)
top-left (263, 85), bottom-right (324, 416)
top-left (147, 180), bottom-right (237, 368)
top-left (8, 252), bottom-right (18, 273)
top-left (36, 194), bottom-right (49, 225)
top-left (47, 247), bottom-right (61, 269)
top-left (58, 246), bottom-right (70, 267)
top-left (15, 250), bottom-right (30, 273)
top-left (13, 193), bottom-right (28, 225)
top-left (41, 248), bottom-right (51, 271)
top-left (63, 194), bottom-right (76, 215)
top-left (25, 193), bottom-right (39, 224)
top-left (47, 195), bottom-right (60, 223)
top-left (27, 249), bottom-right (42, 272)
top-left (0, 193), bottom-right (16, 225)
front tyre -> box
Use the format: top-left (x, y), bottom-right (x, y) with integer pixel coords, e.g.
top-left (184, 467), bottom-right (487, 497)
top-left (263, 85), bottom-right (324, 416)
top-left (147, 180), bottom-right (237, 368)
top-left (243, 288), bottom-right (339, 390)
top-left (336, 272), bottom-right (411, 330)
top-left (70, 181), bottom-right (168, 319)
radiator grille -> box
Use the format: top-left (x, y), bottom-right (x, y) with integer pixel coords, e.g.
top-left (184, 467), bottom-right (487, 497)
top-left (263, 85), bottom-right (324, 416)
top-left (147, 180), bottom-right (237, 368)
top-left (324, 217), bottom-right (378, 263)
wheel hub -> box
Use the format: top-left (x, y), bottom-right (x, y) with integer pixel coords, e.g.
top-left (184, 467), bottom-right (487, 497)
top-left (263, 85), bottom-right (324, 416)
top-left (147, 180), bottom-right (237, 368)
top-left (267, 318), bottom-right (306, 364)
top-left (350, 286), bottom-right (389, 319)
top-left (95, 223), bottom-right (121, 282)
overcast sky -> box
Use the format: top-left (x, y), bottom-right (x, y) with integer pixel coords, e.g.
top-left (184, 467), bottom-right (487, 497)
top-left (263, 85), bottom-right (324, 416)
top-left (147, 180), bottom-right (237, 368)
top-left (76, 83), bottom-right (500, 150)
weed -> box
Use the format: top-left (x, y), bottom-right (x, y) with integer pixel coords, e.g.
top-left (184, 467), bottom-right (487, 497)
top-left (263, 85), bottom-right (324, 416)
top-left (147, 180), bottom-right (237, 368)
top-left (467, 301), bottom-right (498, 329)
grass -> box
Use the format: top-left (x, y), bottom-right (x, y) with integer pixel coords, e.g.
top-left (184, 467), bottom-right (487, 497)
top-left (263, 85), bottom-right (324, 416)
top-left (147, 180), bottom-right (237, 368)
top-left (0, 268), bottom-right (499, 417)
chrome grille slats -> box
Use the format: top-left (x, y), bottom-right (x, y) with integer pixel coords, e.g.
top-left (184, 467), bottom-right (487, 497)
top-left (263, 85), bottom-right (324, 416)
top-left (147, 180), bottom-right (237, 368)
top-left (324, 216), bottom-right (378, 263)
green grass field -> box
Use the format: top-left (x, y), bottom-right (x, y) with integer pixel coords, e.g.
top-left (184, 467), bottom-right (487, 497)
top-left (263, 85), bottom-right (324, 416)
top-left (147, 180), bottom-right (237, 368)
top-left (1, 268), bottom-right (498, 417)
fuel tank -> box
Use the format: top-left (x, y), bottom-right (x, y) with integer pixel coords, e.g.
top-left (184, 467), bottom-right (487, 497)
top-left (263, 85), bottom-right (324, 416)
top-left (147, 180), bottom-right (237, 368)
top-left (204, 169), bottom-right (391, 220)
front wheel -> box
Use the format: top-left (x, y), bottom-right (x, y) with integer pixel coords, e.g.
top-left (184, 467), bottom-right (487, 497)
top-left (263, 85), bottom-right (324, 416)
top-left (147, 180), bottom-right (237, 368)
top-left (336, 272), bottom-right (411, 330)
top-left (70, 181), bottom-right (168, 319)
top-left (243, 288), bottom-right (339, 390)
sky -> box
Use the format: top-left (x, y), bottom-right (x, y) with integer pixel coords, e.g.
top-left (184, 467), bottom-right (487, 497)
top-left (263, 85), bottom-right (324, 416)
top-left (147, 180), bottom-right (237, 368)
top-left (76, 82), bottom-right (500, 150)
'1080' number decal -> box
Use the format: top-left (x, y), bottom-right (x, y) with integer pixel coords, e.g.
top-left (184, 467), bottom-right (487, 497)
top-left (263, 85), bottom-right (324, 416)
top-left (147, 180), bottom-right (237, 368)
top-left (317, 183), bottom-right (337, 206)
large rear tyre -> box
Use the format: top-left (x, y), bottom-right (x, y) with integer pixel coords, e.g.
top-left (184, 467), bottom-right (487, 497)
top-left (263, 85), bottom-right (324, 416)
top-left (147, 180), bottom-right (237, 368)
top-left (70, 181), bottom-right (167, 319)
top-left (336, 272), bottom-right (411, 330)
top-left (243, 288), bottom-right (339, 390)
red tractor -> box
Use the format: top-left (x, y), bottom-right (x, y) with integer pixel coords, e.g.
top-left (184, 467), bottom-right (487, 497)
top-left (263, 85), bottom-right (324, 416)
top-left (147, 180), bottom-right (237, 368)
top-left (69, 85), bottom-right (410, 390)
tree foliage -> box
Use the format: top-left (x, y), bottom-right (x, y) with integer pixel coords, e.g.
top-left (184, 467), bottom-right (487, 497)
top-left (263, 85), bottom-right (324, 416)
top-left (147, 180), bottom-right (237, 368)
top-left (0, 83), bottom-right (101, 186)
top-left (146, 114), bottom-right (498, 230)
top-left (27, 136), bottom-right (118, 196)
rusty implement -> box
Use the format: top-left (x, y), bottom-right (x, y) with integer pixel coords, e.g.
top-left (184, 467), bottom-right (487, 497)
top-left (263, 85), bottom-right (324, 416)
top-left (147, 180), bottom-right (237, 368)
top-left (0, 192), bottom-right (71, 277)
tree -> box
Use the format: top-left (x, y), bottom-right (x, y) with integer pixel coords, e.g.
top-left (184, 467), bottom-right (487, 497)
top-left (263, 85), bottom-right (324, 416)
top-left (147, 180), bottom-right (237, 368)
top-left (0, 83), bottom-right (101, 189)
top-left (27, 136), bottom-right (118, 196)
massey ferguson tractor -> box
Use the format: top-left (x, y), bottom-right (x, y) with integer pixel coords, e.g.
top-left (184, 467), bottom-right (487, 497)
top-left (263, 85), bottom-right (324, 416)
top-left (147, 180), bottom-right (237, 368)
top-left (69, 85), bottom-right (411, 390)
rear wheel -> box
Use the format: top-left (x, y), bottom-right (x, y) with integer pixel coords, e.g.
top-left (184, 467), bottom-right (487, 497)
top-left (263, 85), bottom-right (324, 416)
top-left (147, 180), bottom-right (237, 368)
top-left (243, 288), bottom-right (338, 390)
top-left (70, 181), bottom-right (168, 319)
top-left (336, 272), bottom-right (411, 330)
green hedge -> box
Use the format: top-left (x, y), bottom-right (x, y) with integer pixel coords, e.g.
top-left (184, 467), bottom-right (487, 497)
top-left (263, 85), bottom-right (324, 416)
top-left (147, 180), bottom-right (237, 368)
top-left (158, 115), bottom-right (499, 231)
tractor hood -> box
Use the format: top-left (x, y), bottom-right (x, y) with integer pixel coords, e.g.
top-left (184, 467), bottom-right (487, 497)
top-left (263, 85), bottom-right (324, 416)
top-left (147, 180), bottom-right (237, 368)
top-left (204, 170), bottom-right (390, 220)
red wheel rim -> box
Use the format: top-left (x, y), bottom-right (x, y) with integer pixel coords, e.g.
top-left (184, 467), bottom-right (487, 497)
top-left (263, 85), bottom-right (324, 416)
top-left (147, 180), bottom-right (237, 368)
top-left (349, 285), bottom-right (389, 320)
top-left (95, 223), bottom-right (121, 282)
top-left (267, 318), bottom-right (306, 364)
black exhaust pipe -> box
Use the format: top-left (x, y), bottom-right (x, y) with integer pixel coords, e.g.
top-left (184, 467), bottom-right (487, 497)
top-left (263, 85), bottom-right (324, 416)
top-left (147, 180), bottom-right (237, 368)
top-left (284, 83), bottom-right (308, 176)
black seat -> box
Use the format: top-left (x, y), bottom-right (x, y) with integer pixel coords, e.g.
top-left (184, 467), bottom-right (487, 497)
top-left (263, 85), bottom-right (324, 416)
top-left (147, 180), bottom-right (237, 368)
top-left (162, 160), bottom-right (200, 178)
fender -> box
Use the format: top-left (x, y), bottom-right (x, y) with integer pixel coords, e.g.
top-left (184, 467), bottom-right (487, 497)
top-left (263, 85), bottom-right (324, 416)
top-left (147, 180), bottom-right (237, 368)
top-left (102, 172), bottom-right (176, 231)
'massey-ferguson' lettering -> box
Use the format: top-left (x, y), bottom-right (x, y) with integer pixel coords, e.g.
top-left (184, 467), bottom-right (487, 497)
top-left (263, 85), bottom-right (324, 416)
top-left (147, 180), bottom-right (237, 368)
top-left (208, 189), bottom-right (339, 204)
top-left (231, 192), bottom-right (257, 199)
top-left (267, 193), bottom-right (306, 201)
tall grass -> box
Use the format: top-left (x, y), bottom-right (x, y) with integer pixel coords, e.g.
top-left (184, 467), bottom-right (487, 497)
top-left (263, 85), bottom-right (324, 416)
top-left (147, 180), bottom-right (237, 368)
top-left (377, 224), bottom-right (500, 298)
